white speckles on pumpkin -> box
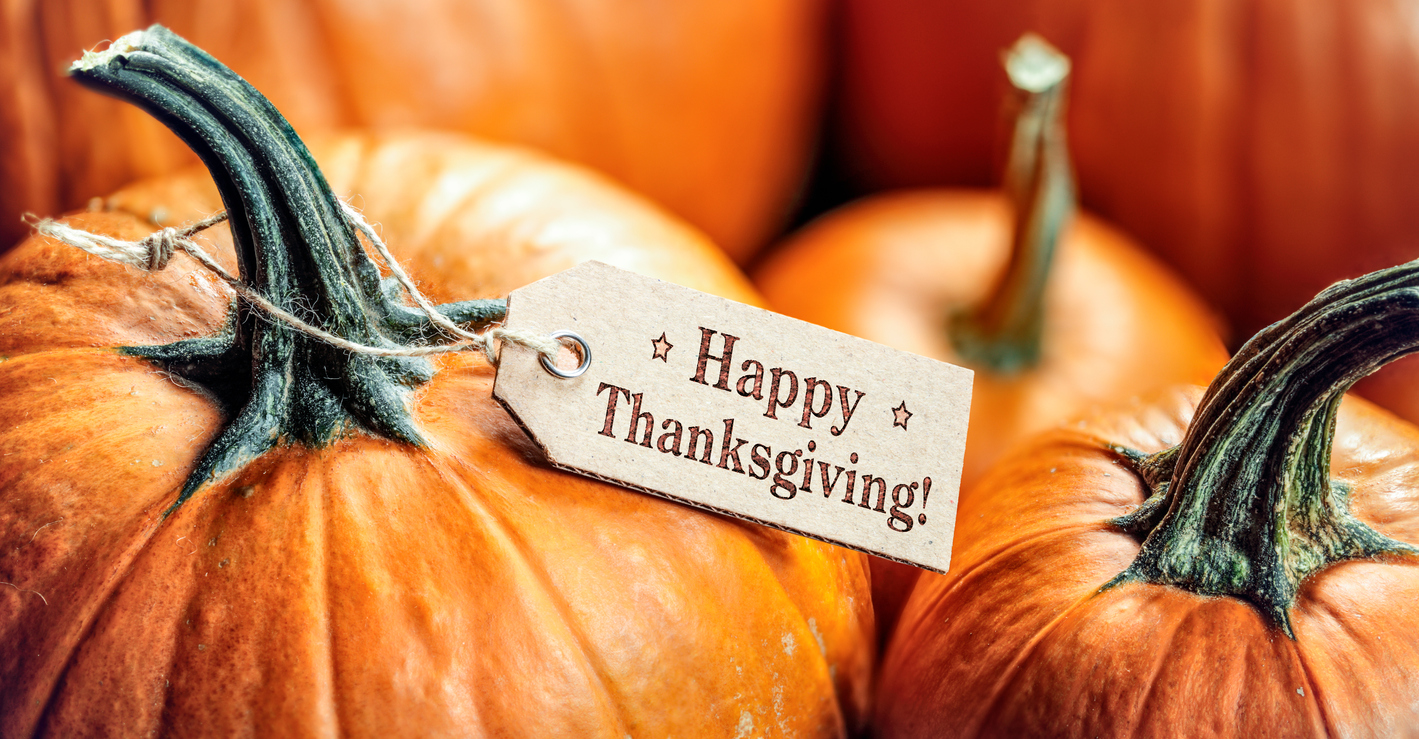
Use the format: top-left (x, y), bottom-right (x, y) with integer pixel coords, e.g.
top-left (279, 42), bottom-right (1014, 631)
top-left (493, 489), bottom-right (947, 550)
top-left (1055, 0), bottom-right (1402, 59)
top-left (733, 710), bottom-right (754, 738)
top-left (807, 618), bottom-right (826, 657)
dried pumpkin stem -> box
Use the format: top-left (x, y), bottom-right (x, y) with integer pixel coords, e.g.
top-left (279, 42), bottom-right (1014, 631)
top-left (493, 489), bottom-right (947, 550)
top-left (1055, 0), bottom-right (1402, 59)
top-left (1111, 262), bottom-right (1419, 636)
top-left (950, 34), bottom-right (1074, 373)
top-left (69, 26), bottom-right (496, 512)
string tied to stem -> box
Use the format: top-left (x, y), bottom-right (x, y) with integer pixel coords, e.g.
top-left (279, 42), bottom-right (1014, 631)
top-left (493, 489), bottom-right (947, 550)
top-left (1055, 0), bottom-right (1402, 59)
top-left (22, 207), bottom-right (564, 366)
top-left (23, 211), bottom-right (222, 273)
top-left (145, 226), bottom-right (180, 271)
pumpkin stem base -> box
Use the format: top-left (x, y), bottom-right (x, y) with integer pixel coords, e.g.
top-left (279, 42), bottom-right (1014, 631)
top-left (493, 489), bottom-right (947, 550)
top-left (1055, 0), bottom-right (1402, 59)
top-left (123, 308), bottom-right (249, 412)
top-left (1107, 270), bottom-right (1419, 634)
top-left (123, 293), bottom-right (507, 514)
top-left (1110, 450), bottom-right (1415, 637)
top-left (73, 26), bottom-right (510, 512)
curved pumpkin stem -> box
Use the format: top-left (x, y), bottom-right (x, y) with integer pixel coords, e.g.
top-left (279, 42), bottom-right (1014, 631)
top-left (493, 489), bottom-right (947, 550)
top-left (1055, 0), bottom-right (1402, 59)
top-left (950, 34), bottom-right (1074, 373)
top-left (1111, 262), bottom-right (1419, 636)
top-left (69, 26), bottom-right (504, 511)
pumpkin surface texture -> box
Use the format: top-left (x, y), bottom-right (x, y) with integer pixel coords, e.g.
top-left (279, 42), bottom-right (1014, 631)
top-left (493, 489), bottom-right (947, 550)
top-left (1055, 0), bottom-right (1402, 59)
top-left (0, 0), bottom-right (824, 259)
top-left (839, 0), bottom-right (1419, 342)
top-left (0, 28), bottom-right (872, 738)
top-left (877, 256), bottom-right (1419, 736)
top-left (755, 36), bottom-right (1227, 639)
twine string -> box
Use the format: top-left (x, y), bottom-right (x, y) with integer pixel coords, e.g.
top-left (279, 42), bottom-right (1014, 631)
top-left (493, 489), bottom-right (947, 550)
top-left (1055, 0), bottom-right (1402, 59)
top-left (23, 208), bottom-right (562, 364)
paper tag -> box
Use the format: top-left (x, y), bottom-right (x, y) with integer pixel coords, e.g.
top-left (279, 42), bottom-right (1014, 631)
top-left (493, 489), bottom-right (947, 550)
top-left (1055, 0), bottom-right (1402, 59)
top-left (492, 261), bottom-right (973, 573)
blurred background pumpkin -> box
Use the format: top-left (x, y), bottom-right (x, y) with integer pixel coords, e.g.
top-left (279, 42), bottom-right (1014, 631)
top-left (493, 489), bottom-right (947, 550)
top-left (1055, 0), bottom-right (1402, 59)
top-left (834, 0), bottom-right (1419, 343)
top-left (0, 0), bottom-right (825, 261)
top-left (756, 35), bottom-right (1228, 641)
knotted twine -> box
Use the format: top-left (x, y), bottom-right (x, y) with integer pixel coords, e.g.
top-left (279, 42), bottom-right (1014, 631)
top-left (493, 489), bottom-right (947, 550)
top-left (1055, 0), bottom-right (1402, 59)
top-left (24, 205), bottom-right (563, 366)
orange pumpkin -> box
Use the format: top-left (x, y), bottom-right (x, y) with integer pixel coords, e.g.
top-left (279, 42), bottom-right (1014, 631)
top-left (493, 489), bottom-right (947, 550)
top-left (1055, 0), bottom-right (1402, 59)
top-left (1353, 354), bottom-right (1419, 428)
top-left (756, 36), bottom-right (1227, 637)
top-left (0, 0), bottom-right (824, 259)
top-left (877, 258), bottom-right (1419, 736)
top-left (0, 28), bottom-right (872, 737)
top-left (840, 0), bottom-right (1419, 342)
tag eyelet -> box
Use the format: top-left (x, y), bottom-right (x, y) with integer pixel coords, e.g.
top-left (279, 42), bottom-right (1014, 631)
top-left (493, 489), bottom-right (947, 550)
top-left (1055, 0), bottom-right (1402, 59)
top-left (540, 330), bottom-right (592, 378)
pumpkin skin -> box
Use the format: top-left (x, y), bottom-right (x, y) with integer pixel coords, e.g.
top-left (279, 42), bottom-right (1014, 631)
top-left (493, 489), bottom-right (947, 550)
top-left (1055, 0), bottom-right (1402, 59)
top-left (0, 0), bottom-right (824, 259)
top-left (840, 0), bottom-right (1419, 341)
top-left (754, 192), bottom-right (1228, 507)
top-left (875, 385), bottom-right (1419, 737)
top-left (99, 130), bottom-right (766, 310)
top-left (1354, 355), bottom-right (1419, 429)
top-left (0, 131), bottom-right (873, 737)
top-left (753, 191), bottom-right (1228, 636)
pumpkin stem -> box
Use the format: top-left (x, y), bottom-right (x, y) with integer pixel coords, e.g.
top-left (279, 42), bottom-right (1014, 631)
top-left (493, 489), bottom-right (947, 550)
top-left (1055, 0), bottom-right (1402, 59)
top-left (69, 26), bottom-right (502, 512)
top-left (1110, 264), bottom-right (1419, 636)
top-left (950, 34), bottom-right (1074, 373)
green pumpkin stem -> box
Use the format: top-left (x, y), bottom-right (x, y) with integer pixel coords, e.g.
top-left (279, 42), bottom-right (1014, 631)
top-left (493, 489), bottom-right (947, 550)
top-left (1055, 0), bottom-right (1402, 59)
top-left (69, 26), bottom-right (504, 512)
top-left (950, 34), bottom-right (1074, 373)
top-left (1111, 263), bottom-right (1419, 636)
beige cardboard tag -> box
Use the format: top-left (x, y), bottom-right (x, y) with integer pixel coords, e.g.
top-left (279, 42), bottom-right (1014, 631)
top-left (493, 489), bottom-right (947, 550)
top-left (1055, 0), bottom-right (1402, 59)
top-left (492, 261), bottom-right (973, 574)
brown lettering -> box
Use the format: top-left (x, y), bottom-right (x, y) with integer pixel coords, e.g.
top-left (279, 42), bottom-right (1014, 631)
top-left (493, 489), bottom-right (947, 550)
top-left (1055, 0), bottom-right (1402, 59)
top-left (764, 368), bottom-right (798, 420)
top-left (799, 377), bottom-right (832, 429)
top-left (831, 386), bottom-right (866, 436)
top-left (625, 393), bottom-right (654, 447)
top-left (818, 462), bottom-right (845, 499)
top-left (717, 419), bottom-right (747, 473)
top-left (597, 383), bottom-right (631, 437)
top-left (736, 359), bottom-right (765, 400)
top-left (771, 451), bottom-right (800, 499)
top-left (685, 425), bottom-right (715, 464)
top-left (889, 482), bottom-right (917, 532)
top-left (859, 475), bottom-right (888, 511)
top-left (657, 419), bottom-right (684, 456)
top-left (749, 444), bottom-right (772, 480)
top-left (690, 328), bottom-right (738, 390)
top-left (840, 469), bottom-right (857, 505)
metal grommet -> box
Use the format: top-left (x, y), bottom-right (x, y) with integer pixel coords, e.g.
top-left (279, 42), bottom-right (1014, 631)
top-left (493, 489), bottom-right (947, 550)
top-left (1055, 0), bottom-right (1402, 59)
top-left (540, 330), bottom-right (592, 379)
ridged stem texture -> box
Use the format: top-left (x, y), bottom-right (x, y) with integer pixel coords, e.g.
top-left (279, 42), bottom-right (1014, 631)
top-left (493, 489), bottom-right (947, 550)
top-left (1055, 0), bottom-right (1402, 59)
top-left (1112, 260), bottom-right (1419, 635)
top-left (71, 26), bottom-right (504, 510)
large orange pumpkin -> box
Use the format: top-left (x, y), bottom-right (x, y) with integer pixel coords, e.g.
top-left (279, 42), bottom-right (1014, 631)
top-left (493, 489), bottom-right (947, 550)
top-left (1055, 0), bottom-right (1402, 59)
top-left (0, 0), bottom-right (823, 259)
top-left (840, 0), bottom-right (1419, 341)
top-left (0, 28), bottom-right (872, 737)
top-left (756, 36), bottom-right (1227, 638)
top-left (877, 259), bottom-right (1419, 735)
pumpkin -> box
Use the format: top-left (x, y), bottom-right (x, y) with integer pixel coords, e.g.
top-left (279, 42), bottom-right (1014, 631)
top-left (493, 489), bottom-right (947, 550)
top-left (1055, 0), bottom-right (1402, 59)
top-left (0, 28), bottom-right (873, 737)
top-left (1352, 354), bottom-right (1419, 428)
top-left (876, 257), bottom-right (1419, 735)
top-left (0, 0), bottom-right (824, 260)
top-left (755, 36), bottom-right (1227, 638)
top-left (839, 0), bottom-right (1419, 342)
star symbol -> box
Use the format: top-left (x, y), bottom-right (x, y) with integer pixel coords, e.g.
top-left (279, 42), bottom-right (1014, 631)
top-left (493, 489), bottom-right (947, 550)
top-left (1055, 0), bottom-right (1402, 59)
top-left (651, 332), bottom-right (673, 362)
top-left (893, 401), bottom-right (912, 430)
